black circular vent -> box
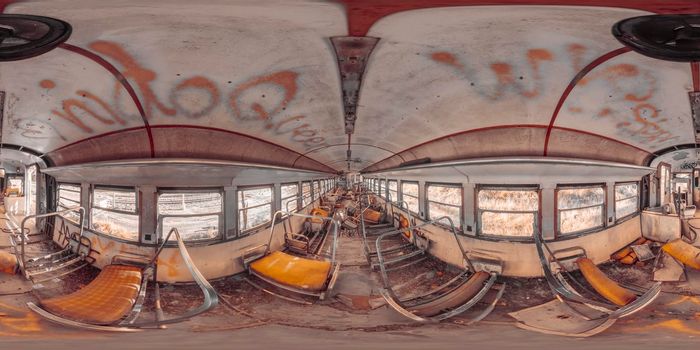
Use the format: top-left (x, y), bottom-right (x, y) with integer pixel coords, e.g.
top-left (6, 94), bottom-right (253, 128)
top-left (612, 14), bottom-right (700, 62)
top-left (0, 14), bottom-right (71, 61)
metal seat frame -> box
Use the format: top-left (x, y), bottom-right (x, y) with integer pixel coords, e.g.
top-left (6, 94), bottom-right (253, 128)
top-left (11, 207), bottom-right (94, 283)
top-left (530, 232), bottom-right (662, 336)
top-left (241, 210), bottom-right (341, 304)
top-left (376, 216), bottom-right (506, 323)
top-left (27, 227), bottom-right (218, 332)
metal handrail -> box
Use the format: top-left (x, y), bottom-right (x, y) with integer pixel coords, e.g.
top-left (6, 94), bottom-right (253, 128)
top-left (265, 210), bottom-right (339, 264)
top-left (20, 206), bottom-right (85, 279)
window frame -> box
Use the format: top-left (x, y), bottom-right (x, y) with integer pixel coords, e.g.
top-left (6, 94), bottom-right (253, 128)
top-left (90, 185), bottom-right (141, 242)
top-left (57, 182), bottom-right (83, 224)
top-left (301, 181), bottom-right (312, 208)
top-left (156, 188), bottom-right (224, 242)
top-left (426, 182), bottom-right (463, 232)
top-left (476, 185), bottom-right (540, 239)
top-left (379, 179), bottom-right (386, 199)
top-left (388, 180), bottom-right (398, 202)
top-left (281, 182), bottom-right (300, 213)
top-left (614, 181), bottom-right (640, 223)
top-left (400, 181), bottom-right (420, 215)
top-left (237, 185), bottom-right (274, 236)
top-left (555, 183), bottom-right (606, 237)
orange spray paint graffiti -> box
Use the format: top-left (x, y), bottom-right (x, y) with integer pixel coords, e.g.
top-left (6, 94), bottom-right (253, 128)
top-left (42, 41), bottom-right (327, 149)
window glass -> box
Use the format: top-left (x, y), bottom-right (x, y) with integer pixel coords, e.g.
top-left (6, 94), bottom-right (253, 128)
top-left (427, 184), bottom-right (462, 231)
top-left (557, 186), bottom-right (605, 235)
top-left (478, 188), bottom-right (538, 237)
top-left (91, 187), bottom-right (139, 241)
top-left (57, 183), bottom-right (82, 223)
top-left (388, 180), bottom-right (398, 202)
top-left (7, 177), bottom-right (23, 196)
top-left (615, 183), bottom-right (639, 220)
top-left (379, 179), bottom-right (386, 198)
top-left (238, 187), bottom-right (272, 233)
top-left (281, 183), bottom-right (299, 212)
top-left (313, 181), bottom-right (321, 200)
top-left (301, 181), bottom-right (312, 207)
top-left (401, 182), bottom-right (419, 214)
top-left (158, 192), bottom-right (222, 241)
top-left (26, 165), bottom-right (37, 215)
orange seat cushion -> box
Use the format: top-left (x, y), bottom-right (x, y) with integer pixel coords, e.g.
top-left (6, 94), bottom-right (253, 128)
top-left (576, 258), bottom-right (636, 306)
top-left (662, 239), bottom-right (700, 270)
top-left (250, 251), bottom-right (331, 292)
top-left (40, 265), bottom-right (142, 325)
top-left (0, 250), bottom-right (17, 275)
top-left (363, 209), bottom-right (382, 224)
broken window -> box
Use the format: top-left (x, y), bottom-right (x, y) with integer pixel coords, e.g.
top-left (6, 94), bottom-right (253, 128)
top-left (557, 185), bottom-right (605, 235)
top-left (91, 186), bottom-right (139, 241)
top-left (427, 184), bottom-right (462, 231)
top-left (158, 191), bottom-right (222, 241)
top-left (478, 187), bottom-right (538, 237)
top-left (615, 182), bottom-right (639, 221)
top-left (237, 186), bottom-right (272, 235)
top-left (401, 181), bottom-right (419, 214)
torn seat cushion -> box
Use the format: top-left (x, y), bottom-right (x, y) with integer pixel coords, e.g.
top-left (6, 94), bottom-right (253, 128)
top-left (576, 258), bottom-right (636, 306)
top-left (0, 250), bottom-right (17, 275)
top-left (661, 239), bottom-right (700, 270)
top-left (250, 251), bottom-right (331, 292)
top-left (40, 265), bottom-right (142, 325)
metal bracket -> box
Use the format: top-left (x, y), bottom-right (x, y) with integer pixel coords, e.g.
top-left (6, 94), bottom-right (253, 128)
top-left (330, 36), bottom-right (380, 135)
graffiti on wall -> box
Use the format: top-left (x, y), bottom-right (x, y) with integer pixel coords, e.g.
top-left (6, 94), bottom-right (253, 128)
top-left (430, 43), bottom-right (681, 149)
top-left (36, 41), bottom-right (328, 150)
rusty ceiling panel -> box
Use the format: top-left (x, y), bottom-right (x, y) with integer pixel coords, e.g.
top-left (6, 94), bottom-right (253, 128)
top-left (150, 126), bottom-right (335, 173)
top-left (46, 128), bottom-right (150, 166)
top-left (330, 36), bottom-right (379, 135)
top-left (546, 127), bottom-right (650, 165)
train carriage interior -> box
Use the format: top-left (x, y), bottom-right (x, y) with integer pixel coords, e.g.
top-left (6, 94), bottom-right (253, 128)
top-left (0, 0), bottom-right (700, 349)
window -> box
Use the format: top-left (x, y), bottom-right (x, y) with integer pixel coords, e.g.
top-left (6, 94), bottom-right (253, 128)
top-left (478, 187), bottom-right (538, 237)
top-left (158, 191), bottom-right (222, 241)
top-left (615, 183), bottom-right (639, 221)
top-left (659, 163), bottom-right (671, 205)
top-left (557, 185), bottom-right (605, 235)
top-left (301, 181), bottom-right (311, 207)
top-left (57, 183), bottom-right (82, 223)
top-left (6, 176), bottom-right (23, 196)
top-left (672, 173), bottom-right (691, 193)
top-left (388, 180), bottom-right (398, 202)
top-left (401, 182), bottom-right (419, 214)
top-left (238, 186), bottom-right (272, 234)
top-left (313, 181), bottom-right (321, 200)
top-left (26, 165), bottom-right (37, 215)
top-left (281, 183), bottom-right (299, 212)
top-left (379, 179), bottom-right (386, 198)
top-left (91, 187), bottom-right (139, 241)
top-left (427, 184), bottom-right (462, 231)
